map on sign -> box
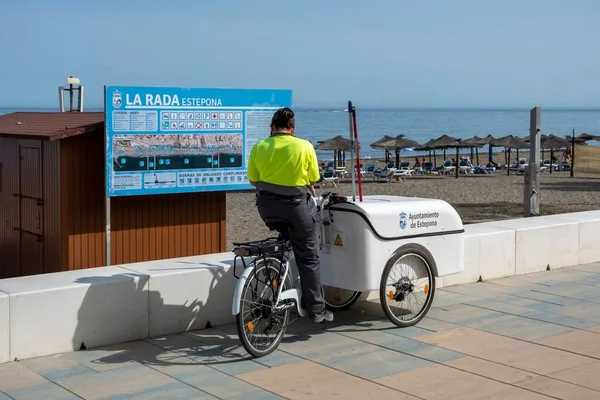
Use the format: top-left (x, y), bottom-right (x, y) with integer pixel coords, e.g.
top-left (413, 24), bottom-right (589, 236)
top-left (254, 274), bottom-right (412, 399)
top-left (104, 86), bottom-right (293, 197)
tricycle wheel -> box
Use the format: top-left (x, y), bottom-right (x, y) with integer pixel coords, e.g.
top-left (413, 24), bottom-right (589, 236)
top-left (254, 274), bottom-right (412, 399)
top-left (323, 286), bottom-right (361, 311)
top-left (379, 245), bottom-right (436, 328)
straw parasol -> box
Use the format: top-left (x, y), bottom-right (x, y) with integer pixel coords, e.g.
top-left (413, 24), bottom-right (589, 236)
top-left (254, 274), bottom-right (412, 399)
top-left (480, 134), bottom-right (499, 166)
top-left (315, 135), bottom-right (353, 151)
top-left (370, 135), bottom-right (396, 164)
top-left (461, 136), bottom-right (489, 146)
top-left (541, 134), bottom-right (570, 150)
top-left (522, 134), bottom-right (570, 167)
top-left (413, 139), bottom-right (437, 165)
top-left (427, 135), bottom-right (474, 178)
top-left (369, 134), bottom-right (420, 167)
top-left (378, 134), bottom-right (420, 149)
top-left (539, 134), bottom-right (572, 174)
top-left (427, 134), bottom-right (463, 149)
top-left (376, 135), bottom-right (421, 167)
top-left (490, 135), bottom-right (529, 150)
top-left (315, 135), bottom-right (353, 168)
top-left (370, 135), bottom-right (395, 150)
top-left (461, 136), bottom-right (490, 165)
top-left (490, 135), bottom-right (529, 175)
top-left (427, 134), bottom-right (459, 165)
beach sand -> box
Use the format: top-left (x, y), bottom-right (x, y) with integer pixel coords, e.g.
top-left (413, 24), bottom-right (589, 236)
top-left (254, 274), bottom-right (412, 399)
top-left (226, 169), bottom-right (600, 250)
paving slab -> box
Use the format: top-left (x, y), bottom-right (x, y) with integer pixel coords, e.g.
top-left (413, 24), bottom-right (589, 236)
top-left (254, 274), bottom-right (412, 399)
top-left (374, 363), bottom-right (554, 400)
top-left (4, 263), bottom-right (600, 398)
top-left (3, 382), bottom-right (81, 400)
top-left (517, 376), bottom-right (600, 399)
top-left (237, 360), bottom-right (419, 399)
top-left (442, 356), bottom-right (538, 384)
top-left (548, 360), bottom-right (600, 392)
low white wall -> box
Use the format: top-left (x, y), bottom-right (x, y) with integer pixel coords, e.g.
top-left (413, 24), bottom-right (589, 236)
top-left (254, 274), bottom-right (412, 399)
top-left (445, 223), bottom-right (516, 286)
top-left (0, 255), bottom-right (236, 363)
top-left (438, 210), bottom-right (600, 286)
top-left (1, 210), bottom-right (600, 363)
top-left (548, 210), bottom-right (600, 265)
top-left (0, 267), bottom-right (150, 362)
top-left (121, 252), bottom-right (237, 338)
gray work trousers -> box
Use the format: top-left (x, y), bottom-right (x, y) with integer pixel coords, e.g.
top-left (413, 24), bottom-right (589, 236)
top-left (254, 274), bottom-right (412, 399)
top-left (256, 191), bottom-right (326, 314)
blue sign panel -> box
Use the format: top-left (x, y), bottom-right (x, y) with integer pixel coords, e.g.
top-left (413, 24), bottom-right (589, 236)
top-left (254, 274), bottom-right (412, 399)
top-left (104, 86), bottom-right (293, 197)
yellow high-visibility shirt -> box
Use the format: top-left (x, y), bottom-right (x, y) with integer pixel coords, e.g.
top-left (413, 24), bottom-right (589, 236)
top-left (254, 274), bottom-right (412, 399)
top-left (247, 134), bottom-right (320, 187)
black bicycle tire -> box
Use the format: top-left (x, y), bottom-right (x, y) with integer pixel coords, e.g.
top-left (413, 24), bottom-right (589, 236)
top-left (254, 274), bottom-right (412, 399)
top-left (379, 244), bottom-right (436, 328)
top-left (236, 258), bottom-right (292, 358)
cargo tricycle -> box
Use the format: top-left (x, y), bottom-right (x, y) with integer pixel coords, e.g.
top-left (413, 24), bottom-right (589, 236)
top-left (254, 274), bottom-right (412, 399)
top-left (231, 191), bottom-right (464, 358)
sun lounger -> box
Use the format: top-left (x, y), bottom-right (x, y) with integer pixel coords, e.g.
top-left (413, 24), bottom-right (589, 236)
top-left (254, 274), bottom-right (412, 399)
top-left (399, 161), bottom-right (414, 175)
top-left (320, 170), bottom-right (339, 187)
top-left (363, 163), bottom-right (376, 177)
top-left (423, 162), bottom-right (439, 175)
top-left (440, 160), bottom-right (455, 175)
top-left (458, 159), bottom-right (473, 174)
top-left (373, 168), bottom-right (395, 183)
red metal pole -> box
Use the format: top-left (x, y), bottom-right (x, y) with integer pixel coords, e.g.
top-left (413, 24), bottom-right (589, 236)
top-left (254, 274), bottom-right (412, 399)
top-left (349, 101), bottom-right (363, 201)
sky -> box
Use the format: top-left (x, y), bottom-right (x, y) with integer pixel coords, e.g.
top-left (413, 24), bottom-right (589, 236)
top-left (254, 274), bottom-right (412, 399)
top-left (1, 0), bottom-right (599, 109)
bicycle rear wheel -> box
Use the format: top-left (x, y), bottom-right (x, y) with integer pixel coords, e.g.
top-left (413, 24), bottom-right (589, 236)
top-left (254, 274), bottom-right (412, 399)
top-left (236, 257), bottom-right (292, 358)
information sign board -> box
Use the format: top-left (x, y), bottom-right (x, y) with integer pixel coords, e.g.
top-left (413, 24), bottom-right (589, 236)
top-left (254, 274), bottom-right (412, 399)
top-left (104, 86), bottom-right (293, 197)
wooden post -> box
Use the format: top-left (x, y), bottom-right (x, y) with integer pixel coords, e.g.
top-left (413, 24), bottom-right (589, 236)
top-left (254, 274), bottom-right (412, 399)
top-left (455, 147), bottom-right (459, 178)
top-left (570, 129), bottom-right (575, 177)
top-left (524, 106), bottom-right (541, 217)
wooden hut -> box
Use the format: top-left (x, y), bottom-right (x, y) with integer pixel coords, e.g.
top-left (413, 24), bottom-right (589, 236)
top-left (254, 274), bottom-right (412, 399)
top-left (0, 112), bottom-right (226, 279)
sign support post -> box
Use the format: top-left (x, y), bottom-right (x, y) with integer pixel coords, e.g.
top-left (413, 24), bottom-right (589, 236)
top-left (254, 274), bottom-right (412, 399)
top-left (105, 197), bottom-right (111, 266)
top-left (103, 86), bottom-right (111, 265)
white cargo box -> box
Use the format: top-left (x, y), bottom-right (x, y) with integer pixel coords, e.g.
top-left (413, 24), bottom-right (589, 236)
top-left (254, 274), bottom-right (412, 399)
top-left (317, 195), bottom-right (464, 292)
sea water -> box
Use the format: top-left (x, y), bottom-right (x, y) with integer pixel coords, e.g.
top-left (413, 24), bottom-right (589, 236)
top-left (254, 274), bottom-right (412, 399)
top-left (1, 107), bottom-right (598, 159)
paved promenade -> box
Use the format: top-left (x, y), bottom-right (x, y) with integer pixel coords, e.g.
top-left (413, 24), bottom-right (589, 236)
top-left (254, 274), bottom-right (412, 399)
top-left (3, 262), bottom-right (600, 399)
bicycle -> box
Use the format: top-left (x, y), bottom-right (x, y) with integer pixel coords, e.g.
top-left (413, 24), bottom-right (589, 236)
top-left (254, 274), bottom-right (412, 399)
top-left (231, 192), bottom-right (360, 357)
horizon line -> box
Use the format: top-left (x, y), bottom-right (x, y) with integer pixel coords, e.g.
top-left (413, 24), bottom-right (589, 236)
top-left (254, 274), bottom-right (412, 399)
top-left (2, 105), bottom-right (600, 112)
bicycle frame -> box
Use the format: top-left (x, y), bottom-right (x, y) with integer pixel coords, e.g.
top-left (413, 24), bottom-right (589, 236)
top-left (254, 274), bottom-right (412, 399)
top-left (231, 193), bottom-right (339, 319)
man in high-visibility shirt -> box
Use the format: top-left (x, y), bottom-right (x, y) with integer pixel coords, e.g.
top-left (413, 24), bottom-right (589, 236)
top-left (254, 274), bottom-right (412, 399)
top-left (247, 107), bottom-right (333, 324)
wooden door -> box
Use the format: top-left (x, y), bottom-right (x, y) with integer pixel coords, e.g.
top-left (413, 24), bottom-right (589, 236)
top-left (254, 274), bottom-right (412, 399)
top-left (16, 145), bottom-right (44, 276)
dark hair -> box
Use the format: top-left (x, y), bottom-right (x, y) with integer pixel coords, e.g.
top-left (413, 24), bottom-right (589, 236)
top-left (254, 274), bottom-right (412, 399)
top-left (270, 107), bottom-right (295, 130)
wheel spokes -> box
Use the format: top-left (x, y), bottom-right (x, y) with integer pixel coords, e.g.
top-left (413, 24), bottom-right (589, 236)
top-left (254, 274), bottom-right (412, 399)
top-left (239, 262), bottom-right (289, 353)
top-left (384, 254), bottom-right (432, 324)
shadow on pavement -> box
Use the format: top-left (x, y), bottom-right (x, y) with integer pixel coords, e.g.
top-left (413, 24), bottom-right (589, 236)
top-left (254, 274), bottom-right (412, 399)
top-left (83, 301), bottom-right (390, 368)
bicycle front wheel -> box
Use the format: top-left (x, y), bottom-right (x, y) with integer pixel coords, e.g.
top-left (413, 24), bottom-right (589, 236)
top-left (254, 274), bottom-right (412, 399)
top-left (236, 257), bottom-right (292, 358)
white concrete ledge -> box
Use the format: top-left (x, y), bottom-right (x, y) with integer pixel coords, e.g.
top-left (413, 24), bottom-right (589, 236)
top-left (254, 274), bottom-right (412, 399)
top-left (548, 210), bottom-right (600, 265)
top-left (483, 215), bottom-right (580, 275)
top-left (121, 252), bottom-right (236, 337)
top-left (440, 223), bottom-right (516, 287)
top-left (0, 266), bottom-right (149, 361)
top-left (1, 211), bottom-right (600, 363)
